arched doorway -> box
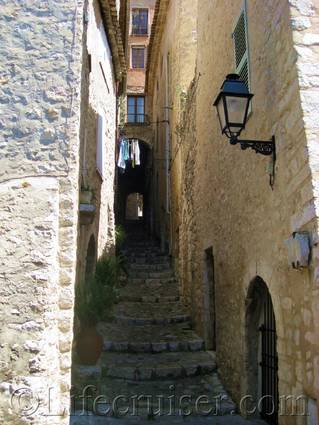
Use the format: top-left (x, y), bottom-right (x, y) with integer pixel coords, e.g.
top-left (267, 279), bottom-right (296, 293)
top-left (85, 234), bottom-right (96, 284)
top-left (126, 192), bottom-right (144, 220)
top-left (246, 277), bottom-right (279, 424)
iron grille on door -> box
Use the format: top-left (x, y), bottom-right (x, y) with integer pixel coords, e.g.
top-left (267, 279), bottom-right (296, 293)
top-left (259, 291), bottom-right (279, 425)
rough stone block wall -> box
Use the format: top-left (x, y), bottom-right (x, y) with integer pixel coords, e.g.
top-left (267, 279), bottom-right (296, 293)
top-left (0, 1), bottom-right (84, 422)
top-left (148, 0), bottom-right (198, 251)
top-left (172, 0), bottom-right (319, 422)
top-left (77, 0), bottom-right (117, 286)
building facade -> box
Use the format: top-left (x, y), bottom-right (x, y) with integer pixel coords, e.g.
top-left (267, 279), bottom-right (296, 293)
top-left (147, 0), bottom-right (319, 424)
top-left (0, 1), bottom-right (125, 423)
top-left (116, 0), bottom-right (155, 227)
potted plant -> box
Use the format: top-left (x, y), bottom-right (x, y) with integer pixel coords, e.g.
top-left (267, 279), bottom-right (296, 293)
top-left (74, 254), bottom-right (124, 364)
top-left (74, 282), bottom-right (103, 365)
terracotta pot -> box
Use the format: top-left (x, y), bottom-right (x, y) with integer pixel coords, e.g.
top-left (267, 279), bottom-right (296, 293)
top-left (76, 326), bottom-right (103, 365)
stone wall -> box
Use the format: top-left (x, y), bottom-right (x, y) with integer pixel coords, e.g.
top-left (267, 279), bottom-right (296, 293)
top-left (148, 0), bottom-right (319, 422)
top-left (147, 0), bottom-right (198, 253)
top-left (182, 0), bottom-right (319, 421)
top-left (0, 1), bottom-right (85, 423)
top-left (76, 0), bottom-right (117, 287)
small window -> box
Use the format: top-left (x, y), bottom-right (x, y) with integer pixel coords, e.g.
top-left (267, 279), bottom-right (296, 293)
top-left (131, 46), bottom-right (145, 69)
top-left (127, 96), bottom-right (145, 123)
top-left (233, 7), bottom-right (250, 90)
top-left (132, 8), bottom-right (148, 35)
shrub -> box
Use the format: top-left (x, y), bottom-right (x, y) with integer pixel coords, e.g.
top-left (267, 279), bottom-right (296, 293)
top-left (115, 225), bottom-right (126, 250)
top-left (75, 254), bottom-right (124, 326)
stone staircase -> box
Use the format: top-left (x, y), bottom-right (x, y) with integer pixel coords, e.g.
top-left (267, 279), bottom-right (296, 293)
top-left (72, 228), bottom-right (265, 425)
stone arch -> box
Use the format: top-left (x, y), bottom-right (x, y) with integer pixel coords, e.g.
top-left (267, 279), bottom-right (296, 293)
top-left (116, 138), bottom-right (152, 229)
top-left (121, 126), bottom-right (154, 149)
top-left (244, 276), bottom-right (279, 423)
top-left (85, 234), bottom-right (96, 283)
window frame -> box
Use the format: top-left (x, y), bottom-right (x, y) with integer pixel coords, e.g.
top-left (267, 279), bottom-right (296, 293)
top-left (127, 95), bottom-right (145, 123)
top-left (131, 45), bottom-right (146, 69)
top-left (131, 8), bottom-right (149, 36)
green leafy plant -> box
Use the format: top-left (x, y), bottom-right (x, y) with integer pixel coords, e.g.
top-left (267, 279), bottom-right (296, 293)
top-left (74, 282), bottom-right (99, 327)
top-left (115, 224), bottom-right (126, 250)
top-left (75, 254), bottom-right (124, 326)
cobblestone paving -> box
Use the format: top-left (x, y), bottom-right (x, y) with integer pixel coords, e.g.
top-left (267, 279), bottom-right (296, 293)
top-left (73, 227), bottom-right (265, 425)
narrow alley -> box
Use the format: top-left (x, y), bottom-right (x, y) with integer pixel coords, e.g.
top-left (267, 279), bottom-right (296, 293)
top-left (1, 1), bottom-right (319, 425)
top-left (72, 223), bottom-right (264, 424)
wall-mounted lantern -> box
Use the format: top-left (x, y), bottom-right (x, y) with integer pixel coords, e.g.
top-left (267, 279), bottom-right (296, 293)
top-left (213, 74), bottom-right (276, 187)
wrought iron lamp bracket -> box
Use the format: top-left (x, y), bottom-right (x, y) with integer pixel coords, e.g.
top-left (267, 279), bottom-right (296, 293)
top-left (230, 136), bottom-right (275, 157)
top-left (230, 135), bottom-right (276, 188)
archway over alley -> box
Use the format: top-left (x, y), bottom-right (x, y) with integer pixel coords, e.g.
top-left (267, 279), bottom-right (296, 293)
top-left (116, 139), bottom-right (152, 230)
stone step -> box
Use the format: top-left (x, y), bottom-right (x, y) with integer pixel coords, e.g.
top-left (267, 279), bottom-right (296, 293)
top-left (128, 271), bottom-right (174, 279)
top-left (73, 364), bottom-right (101, 388)
top-left (101, 351), bottom-right (216, 381)
top-left (122, 247), bottom-right (162, 255)
top-left (118, 294), bottom-right (180, 303)
top-left (97, 322), bottom-right (205, 353)
top-left (128, 263), bottom-right (171, 272)
top-left (94, 374), bottom-right (236, 417)
top-left (115, 315), bottom-right (190, 326)
top-left (123, 241), bottom-right (159, 250)
top-left (127, 277), bottom-right (177, 286)
top-left (124, 251), bottom-right (168, 258)
top-left (132, 256), bottom-right (170, 265)
top-left (70, 414), bottom-right (267, 425)
top-left (118, 280), bottom-right (179, 303)
top-left (113, 302), bottom-right (189, 326)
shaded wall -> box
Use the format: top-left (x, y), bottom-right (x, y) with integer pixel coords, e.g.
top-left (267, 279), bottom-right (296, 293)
top-left (77, 0), bottom-right (117, 290)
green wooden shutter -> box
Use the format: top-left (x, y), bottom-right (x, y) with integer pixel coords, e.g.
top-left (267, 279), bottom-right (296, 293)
top-left (233, 7), bottom-right (250, 90)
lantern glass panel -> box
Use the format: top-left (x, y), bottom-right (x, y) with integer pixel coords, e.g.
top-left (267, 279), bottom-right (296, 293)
top-left (216, 97), bottom-right (226, 133)
top-left (225, 96), bottom-right (249, 134)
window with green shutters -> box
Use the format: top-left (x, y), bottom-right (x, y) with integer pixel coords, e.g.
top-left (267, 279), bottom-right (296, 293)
top-left (232, 6), bottom-right (251, 90)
